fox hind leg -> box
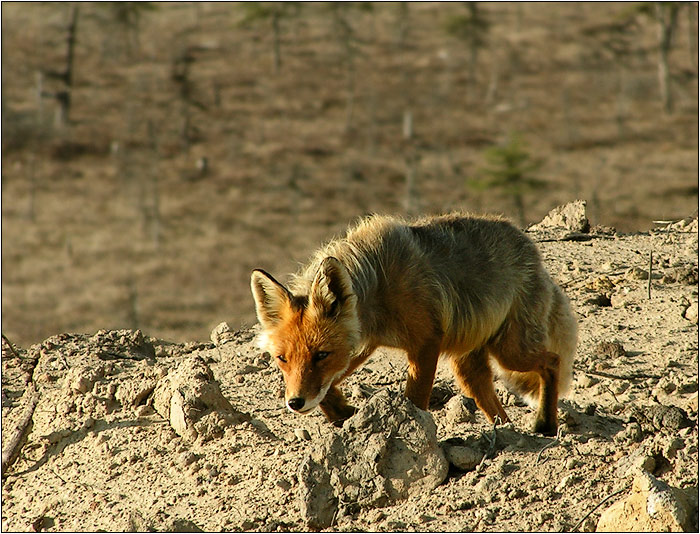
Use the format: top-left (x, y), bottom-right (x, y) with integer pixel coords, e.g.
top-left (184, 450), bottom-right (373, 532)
top-left (531, 352), bottom-right (561, 435)
top-left (488, 336), bottom-right (561, 436)
top-left (450, 347), bottom-right (510, 425)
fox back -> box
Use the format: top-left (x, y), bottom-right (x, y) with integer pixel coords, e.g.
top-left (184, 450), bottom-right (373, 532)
top-left (251, 213), bottom-right (577, 434)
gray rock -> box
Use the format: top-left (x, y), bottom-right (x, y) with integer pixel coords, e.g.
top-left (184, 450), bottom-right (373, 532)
top-left (528, 200), bottom-right (590, 238)
top-left (444, 395), bottom-right (477, 425)
top-left (298, 388), bottom-right (448, 529)
top-left (597, 471), bottom-right (695, 532)
top-left (442, 442), bottom-right (483, 471)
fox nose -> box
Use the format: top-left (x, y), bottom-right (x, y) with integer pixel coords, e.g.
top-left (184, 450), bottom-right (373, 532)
top-left (287, 397), bottom-right (306, 412)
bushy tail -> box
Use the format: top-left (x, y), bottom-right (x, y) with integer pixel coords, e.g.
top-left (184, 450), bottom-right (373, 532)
top-left (494, 285), bottom-right (577, 405)
top-left (547, 285), bottom-right (578, 396)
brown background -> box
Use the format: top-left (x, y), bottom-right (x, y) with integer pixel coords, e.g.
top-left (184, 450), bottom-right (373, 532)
top-left (2, 2), bottom-right (697, 347)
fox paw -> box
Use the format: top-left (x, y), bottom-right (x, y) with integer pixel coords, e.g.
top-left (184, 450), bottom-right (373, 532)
top-left (533, 418), bottom-right (557, 436)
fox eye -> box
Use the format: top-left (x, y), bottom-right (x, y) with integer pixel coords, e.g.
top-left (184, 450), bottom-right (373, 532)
top-left (276, 354), bottom-right (287, 363)
top-left (314, 351), bottom-right (330, 363)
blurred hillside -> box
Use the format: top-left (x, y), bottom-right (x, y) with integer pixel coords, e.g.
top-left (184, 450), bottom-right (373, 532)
top-left (1, 2), bottom-right (698, 347)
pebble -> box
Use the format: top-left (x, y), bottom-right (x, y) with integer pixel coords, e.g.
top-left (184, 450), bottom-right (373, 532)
top-left (444, 395), bottom-right (477, 425)
top-left (366, 510), bottom-right (386, 523)
top-left (210, 322), bottom-right (233, 346)
top-left (179, 451), bottom-right (197, 467)
top-left (626, 266), bottom-right (649, 280)
top-left (657, 377), bottom-right (677, 394)
top-left (610, 292), bottom-right (634, 308)
top-left (555, 474), bottom-right (579, 492)
top-left (275, 478), bottom-right (292, 491)
top-left (683, 302), bottom-right (698, 324)
top-left (632, 454), bottom-right (656, 474)
top-left (577, 375), bottom-right (599, 388)
top-left (565, 457), bottom-right (580, 469)
top-left (443, 442), bottom-right (483, 471)
top-left (663, 437), bottom-right (685, 459)
top-left (594, 341), bottom-right (626, 359)
top-left (294, 428), bottom-right (311, 441)
top-left (621, 422), bottom-right (643, 443)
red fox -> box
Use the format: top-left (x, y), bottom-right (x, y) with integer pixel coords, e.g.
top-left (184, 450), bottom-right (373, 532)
top-left (251, 213), bottom-right (577, 435)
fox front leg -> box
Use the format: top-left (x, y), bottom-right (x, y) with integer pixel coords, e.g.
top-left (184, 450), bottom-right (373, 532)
top-left (404, 338), bottom-right (441, 410)
top-left (319, 385), bottom-right (356, 427)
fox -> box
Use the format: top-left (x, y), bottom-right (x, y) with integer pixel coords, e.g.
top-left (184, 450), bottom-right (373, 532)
top-left (250, 212), bottom-right (577, 435)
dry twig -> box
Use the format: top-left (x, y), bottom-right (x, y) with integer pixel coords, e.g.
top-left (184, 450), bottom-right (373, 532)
top-left (1, 382), bottom-right (39, 475)
top-left (476, 419), bottom-right (499, 470)
top-left (574, 365), bottom-right (660, 382)
top-left (647, 251), bottom-right (653, 299)
top-left (536, 426), bottom-right (563, 464)
top-left (1, 334), bottom-right (21, 359)
top-left (568, 485), bottom-right (628, 532)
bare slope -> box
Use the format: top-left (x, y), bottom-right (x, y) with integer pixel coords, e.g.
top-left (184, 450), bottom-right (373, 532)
top-left (1, 212), bottom-right (698, 532)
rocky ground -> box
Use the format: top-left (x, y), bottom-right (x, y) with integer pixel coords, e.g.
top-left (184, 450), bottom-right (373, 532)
top-left (2, 204), bottom-right (698, 532)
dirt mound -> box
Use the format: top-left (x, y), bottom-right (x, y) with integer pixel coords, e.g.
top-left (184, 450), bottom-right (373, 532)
top-left (152, 355), bottom-right (249, 442)
top-left (2, 207), bottom-right (698, 532)
top-left (299, 388), bottom-right (449, 529)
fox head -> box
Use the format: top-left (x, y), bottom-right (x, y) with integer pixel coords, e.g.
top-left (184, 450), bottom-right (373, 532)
top-left (250, 257), bottom-right (360, 415)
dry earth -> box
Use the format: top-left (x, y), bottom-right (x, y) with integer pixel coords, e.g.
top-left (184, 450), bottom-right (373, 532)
top-left (2, 205), bottom-right (698, 532)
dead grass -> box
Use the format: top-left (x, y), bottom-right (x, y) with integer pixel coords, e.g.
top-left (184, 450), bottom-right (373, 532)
top-left (2, 2), bottom-right (697, 347)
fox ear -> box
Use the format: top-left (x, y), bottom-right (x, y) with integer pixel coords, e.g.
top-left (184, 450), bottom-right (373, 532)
top-left (309, 257), bottom-right (355, 317)
top-left (251, 269), bottom-right (292, 328)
